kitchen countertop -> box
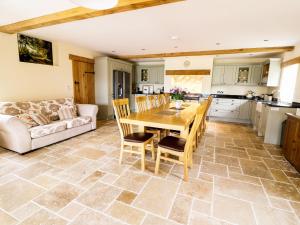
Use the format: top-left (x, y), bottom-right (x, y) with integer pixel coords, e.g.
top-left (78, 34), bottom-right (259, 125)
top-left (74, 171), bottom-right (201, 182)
top-left (211, 94), bottom-right (300, 108)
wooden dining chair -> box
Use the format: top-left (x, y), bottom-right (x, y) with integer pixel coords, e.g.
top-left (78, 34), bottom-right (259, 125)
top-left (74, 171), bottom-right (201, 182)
top-left (148, 95), bottom-right (157, 109)
top-left (196, 96), bottom-right (213, 146)
top-left (112, 98), bottom-right (155, 171)
top-left (135, 95), bottom-right (164, 140)
top-left (163, 93), bottom-right (171, 104)
top-left (155, 102), bottom-right (207, 181)
top-left (157, 94), bottom-right (165, 107)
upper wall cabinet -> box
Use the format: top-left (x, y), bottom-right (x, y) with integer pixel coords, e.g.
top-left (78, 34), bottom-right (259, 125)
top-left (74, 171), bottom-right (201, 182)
top-left (212, 63), bottom-right (264, 86)
top-left (136, 65), bottom-right (164, 84)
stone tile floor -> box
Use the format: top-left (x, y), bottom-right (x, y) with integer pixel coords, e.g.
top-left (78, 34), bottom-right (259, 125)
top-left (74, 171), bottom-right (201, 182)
top-left (0, 120), bottom-right (300, 225)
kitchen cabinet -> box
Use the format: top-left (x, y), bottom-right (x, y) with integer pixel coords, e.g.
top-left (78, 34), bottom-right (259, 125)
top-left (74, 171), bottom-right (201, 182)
top-left (283, 114), bottom-right (300, 172)
top-left (236, 65), bottom-right (251, 84)
top-left (223, 65), bottom-right (237, 85)
top-left (136, 65), bottom-right (164, 84)
top-left (239, 100), bottom-right (251, 120)
top-left (249, 65), bottom-right (262, 85)
top-left (212, 66), bottom-right (224, 85)
top-left (209, 98), bottom-right (251, 123)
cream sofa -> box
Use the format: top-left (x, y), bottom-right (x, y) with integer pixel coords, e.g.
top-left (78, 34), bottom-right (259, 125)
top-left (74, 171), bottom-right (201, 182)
top-left (0, 98), bottom-right (98, 154)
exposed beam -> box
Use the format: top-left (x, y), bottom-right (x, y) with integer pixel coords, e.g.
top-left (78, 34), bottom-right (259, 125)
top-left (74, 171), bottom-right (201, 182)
top-left (166, 70), bottom-right (211, 76)
top-left (69, 54), bottom-right (95, 64)
top-left (282, 56), bottom-right (300, 67)
top-left (0, 0), bottom-right (184, 34)
top-left (121, 46), bottom-right (295, 59)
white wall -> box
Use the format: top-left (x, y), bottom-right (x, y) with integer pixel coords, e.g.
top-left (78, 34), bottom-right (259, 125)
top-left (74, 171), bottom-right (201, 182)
top-left (0, 33), bottom-right (100, 101)
top-left (164, 56), bottom-right (214, 93)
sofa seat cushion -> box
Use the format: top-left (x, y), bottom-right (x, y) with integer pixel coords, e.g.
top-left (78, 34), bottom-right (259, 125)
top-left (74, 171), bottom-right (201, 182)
top-left (29, 121), bottom-right (67, 139)
top-left (65, 116), bottom-right (92, 129)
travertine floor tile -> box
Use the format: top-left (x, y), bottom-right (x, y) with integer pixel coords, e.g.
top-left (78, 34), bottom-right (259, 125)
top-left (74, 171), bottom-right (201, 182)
top-left (77, 182), bottom-right (121, 210)
top-left (17, 162), bottom-right (52, 179)
top-left (200, 161), bottom-right (228, 177)
top-left (0, 179), bottom-right (43, 212)
top-left (0, 210), bottom-right (18, 225)
top-left (134, 177), bottom-right (178, 217)
top-left (192, 199), bottom-right (211, 216)
top-left (179, 178), bottom-right (213, 201)
top-left (12, 202), bottom-right (40, 221)
top-left (189, 212), bottom-right (224, 225)
top-left (261, 179), bottom-right (300, 202)
top-left (79, 170), bottom-right (105, 188)
top-left (106, 201), bottom-right (145, 225)
top-left (240, 158), bottom-right (274, 179)
top-left (19, 209), bottom-right (67, 225)
top-left (113, 171), bottom-right (150, 193)
top-left (253, 204), bottom-right (299, 225)
top-left (214, 177), bottom-right (268, 205)
top-left (169, 194), bottom-right (192, 224)
top-left (213, 194), bottom-right (256, 225)
top-left (73, 147), bottom-right (105, 160)
top-left (117, 190), bottom-right (137, 204)
top-left (142, 214), bottom-right (178, 225)
top-left (34, 182), bottom-right (81, 212)
top-left (58, 202), bottom-right (84, 220)
top-left (70, 209), bottom-right (123, 225)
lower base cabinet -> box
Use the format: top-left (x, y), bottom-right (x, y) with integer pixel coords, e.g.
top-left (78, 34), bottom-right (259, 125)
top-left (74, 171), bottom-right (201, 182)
top-left (283, 114), bottom-right (300, 172)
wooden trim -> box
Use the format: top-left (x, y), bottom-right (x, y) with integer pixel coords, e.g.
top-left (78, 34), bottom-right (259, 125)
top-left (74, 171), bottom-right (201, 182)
top-left (166, 69), bottom-right (211, 75)
top-left (0, 0), bottom-right (184, 34)
top-left (69, 54), bottom-right (95, 64)
top-left (282, 56), bottom-right (300, 67)
top-left (120, 46), bottom-right (294, 59)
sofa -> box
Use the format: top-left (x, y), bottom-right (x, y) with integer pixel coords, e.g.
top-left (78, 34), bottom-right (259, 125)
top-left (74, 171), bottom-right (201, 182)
top-left (0, 98), bottom-right (98, 154)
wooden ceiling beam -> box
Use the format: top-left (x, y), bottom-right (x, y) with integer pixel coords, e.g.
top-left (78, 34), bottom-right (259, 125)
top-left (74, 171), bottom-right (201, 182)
top-left (0, 0), bottom-right (184, 34)
top-left (282, 56), bottom-right (300, 67)
top-left (120, 46), bottom-right (295, 59)
top-left (166, 69), bottom-right (211, 75)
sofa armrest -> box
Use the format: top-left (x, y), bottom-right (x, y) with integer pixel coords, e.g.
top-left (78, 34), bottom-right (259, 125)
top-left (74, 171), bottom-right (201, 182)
top-left (0, 115), bottom-right (32, 154)
top-left (77, 104), bottom-right (98, 129)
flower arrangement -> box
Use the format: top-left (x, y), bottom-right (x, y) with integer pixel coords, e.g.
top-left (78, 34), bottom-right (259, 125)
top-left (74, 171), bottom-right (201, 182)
top-left (170, 88), bottom-right (187, 100)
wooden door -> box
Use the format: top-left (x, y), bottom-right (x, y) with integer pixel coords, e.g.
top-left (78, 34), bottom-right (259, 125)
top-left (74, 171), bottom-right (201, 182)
top-left (70, 55), bottom-right (95, 104)
top-left (283, 118), bottom-right (298, 163)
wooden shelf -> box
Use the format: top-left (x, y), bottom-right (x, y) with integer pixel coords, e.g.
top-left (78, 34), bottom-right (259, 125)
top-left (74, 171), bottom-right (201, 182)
top-left (165, 69), bottom-right (211, 76)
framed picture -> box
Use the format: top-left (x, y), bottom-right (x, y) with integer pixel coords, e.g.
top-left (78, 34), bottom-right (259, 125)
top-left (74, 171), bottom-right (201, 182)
top-left (141, 69), bottom-right (149, 82)
top-left (17, 34), bottom-right (53, 65)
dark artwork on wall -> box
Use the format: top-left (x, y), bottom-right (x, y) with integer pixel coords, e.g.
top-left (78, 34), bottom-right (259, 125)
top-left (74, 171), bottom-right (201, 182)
top-left (17, 34), bottom-right (53, 65)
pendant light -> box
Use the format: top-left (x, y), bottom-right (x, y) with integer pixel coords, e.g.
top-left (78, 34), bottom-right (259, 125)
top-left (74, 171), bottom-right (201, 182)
top-left (71, 0), bottom-right (119, 10)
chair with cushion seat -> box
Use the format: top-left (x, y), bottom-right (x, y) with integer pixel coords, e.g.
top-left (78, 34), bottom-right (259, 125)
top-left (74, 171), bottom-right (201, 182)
top-left (163, 93), bottom-right (171, 104)
top-left (155, 101), bottom-right (207, 181)
top-left (157, 94), bottom-right (165, 107)
top-left (135, 96), bottom-right (165, 140)
top-left (148, 95), bottom-right (157, 109)
top-left (112, 98), bottom-right (155, 171)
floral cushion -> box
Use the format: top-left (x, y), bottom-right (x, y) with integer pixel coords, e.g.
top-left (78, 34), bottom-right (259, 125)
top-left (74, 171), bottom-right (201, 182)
top-left (65, 116), bottom-right (92, 129)
top-left (0, 98), bottom-right (76, 121)
top-left (16, 113), bottom-right (38, 128)
top-left (29, 121), bottom-right (67, 139)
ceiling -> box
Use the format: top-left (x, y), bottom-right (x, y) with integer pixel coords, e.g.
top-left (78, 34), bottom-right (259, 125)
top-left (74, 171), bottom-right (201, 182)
top-left (1, 0), bottom-right (300, 57)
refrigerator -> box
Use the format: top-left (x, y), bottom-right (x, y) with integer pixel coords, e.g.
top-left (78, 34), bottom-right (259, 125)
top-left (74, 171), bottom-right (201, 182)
top-left (113, 70), bottom-right (130, 99)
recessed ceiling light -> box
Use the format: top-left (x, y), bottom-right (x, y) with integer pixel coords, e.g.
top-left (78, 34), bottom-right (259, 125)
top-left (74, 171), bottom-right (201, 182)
top-left (171, 35), bottom-right (179, 40)
top-left (112, 50), bottom-right (116, 53)
top-left (141, 48), bottom-right (146, 51)
top-left (174, 46), bottom-right (178, 49)
top-left (264, 40), bottom-right (269, 42)
top-left (216, 42), bottom-right (221, 46)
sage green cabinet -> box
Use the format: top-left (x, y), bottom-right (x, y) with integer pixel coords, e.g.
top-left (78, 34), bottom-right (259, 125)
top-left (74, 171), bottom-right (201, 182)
top-left (223, 65), bottom-right (237, 85)
top-left (136, 65), bottom-right (164, 84)
top-left (212, 66), bottom-right (225, 85)
top-left (249, 65), bottom-right (262, 85)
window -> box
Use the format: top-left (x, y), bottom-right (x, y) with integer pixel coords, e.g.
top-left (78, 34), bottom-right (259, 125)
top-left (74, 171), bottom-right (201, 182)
top-left (279, 64), bottom-right (299, 103)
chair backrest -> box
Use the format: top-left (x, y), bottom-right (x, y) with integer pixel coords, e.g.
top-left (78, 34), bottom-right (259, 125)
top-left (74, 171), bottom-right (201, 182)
top-left (204, 96), bottom-right (213, 117)
top-left (184, 101), bottom-right (208, 154)
top-left (148, 95), bottom-right (157, 109)
top-left (135, 96), bottom-right (148, 112)
top-left (163, 93), bottom-right (171, 104)
top-left (112, 98), bottom-right (133, 139)
top-left (157, 94), bottom-right (165, 107)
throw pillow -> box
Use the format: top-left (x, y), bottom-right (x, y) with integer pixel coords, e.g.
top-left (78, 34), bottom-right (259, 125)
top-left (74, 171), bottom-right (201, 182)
top-left (16, 113), bottom-right (38, 128)
top-left (30, 113), bottom-right (51, 125)
top-left (58, 107), bottom-right (76, 120)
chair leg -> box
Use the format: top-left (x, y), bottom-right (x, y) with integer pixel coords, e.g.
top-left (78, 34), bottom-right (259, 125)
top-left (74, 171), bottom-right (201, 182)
top-left (183, 157), bottom-right (189, 182)
top-left (155, 148), bottom-right (161, 175)
top-left (150, 140), bottom-right (155, 160)
top-left (119, 142), bottom-right (124, 165)
top-left (141, 145), bottom-right (146, 171)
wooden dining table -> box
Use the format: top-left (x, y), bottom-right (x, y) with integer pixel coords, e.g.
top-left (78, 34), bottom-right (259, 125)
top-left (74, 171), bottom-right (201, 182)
top-left (120, 102), bottom-right (200, 138)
